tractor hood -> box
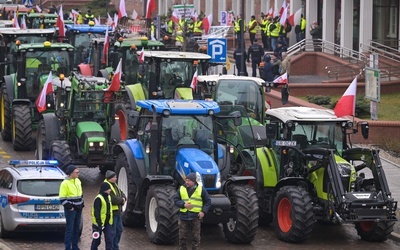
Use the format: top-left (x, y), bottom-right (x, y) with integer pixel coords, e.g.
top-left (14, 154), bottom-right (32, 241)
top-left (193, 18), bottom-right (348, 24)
top-left (38, 74), bottom-right (72, 89)
top-left (76, 121), bottom-right (106, 153)
top-left (176, 148), bottom-right (220, 191)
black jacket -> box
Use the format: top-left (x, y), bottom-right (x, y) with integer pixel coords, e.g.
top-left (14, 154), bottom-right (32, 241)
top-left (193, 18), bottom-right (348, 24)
top-left (247, 43), bottom-right (264, 63)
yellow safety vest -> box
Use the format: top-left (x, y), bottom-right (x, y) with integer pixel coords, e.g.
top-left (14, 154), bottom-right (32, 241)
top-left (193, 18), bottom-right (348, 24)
top-left (178, 19), bottom-right (186, 32)
top-left (261, 19), bottom-right (269, 34)
top-left (92, 194), bottom-right (113, 226)
top-left (59, 178), bottom-right (83, 201)
top-left (234, 19), bottom-right (241, 32)
top-left (300, 18), bottom-right (306, 31)
top-left (179, 185), bottom-right (203, 213)
top-left (248, 20), bottom-right (257, 34)
top-left (167, 20), bottom-right (174, 33)
top-left (104, 180), bottom-right (122, 211)
top-left (266, 22), bottom-right (272, 36)
top-left (271, 23), bottom-right (281, 37)
top-left (194, 20), bottom-right (202, 33)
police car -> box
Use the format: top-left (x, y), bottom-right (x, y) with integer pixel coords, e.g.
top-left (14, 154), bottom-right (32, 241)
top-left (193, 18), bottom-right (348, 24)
top-left (0, 160), bottom-right (66, 237)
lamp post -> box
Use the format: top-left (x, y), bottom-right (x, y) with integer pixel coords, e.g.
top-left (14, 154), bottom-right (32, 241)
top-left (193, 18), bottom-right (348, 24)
top-left (239, 0), bottom-right (246, 76)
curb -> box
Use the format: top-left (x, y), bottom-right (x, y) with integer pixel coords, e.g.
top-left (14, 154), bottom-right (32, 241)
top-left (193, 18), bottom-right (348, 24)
top-left (389, 232), bottom-right (400, 242)
top-left (0, 240), bottom-right (12, 250)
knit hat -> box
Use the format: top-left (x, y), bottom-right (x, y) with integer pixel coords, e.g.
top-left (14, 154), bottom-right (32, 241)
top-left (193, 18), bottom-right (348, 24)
top-left (105, 170), bottom-right (116, 180)
top-left (100, 182), bottom-right (111, 193)
top-left (254, 38), bottom-right (258, 42)
top-left (186, 173), bottom-right (197, 183)
top-left (65, 165), bottom-right (77, 175)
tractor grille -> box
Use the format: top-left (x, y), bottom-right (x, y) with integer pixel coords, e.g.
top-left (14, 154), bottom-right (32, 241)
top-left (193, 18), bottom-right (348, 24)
top-left (202, 174), bottom-right (216, 188)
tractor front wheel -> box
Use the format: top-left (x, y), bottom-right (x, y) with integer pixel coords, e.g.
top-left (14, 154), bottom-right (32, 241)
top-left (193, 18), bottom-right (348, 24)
top-left (0, 84), bottom-right (12, 141)
top-left (145, 185), bottom-right (178, 244)
top-left (223, 184), bottom-right (259, 244)
top-left (36, 119), bottom-right (48, 160)
top-left (50, 140), bottom-right (72, 172)
top-left (273, 185), bottom-right (315, 243)
top-left (12, 104), bottom-right (32, 151)
top-left (355, 221), bottom-right (395, 242)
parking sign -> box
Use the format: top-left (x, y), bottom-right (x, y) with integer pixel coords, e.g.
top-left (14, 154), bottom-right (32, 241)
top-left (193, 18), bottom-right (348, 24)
top-left (207, 38), bottom-right (227, 64)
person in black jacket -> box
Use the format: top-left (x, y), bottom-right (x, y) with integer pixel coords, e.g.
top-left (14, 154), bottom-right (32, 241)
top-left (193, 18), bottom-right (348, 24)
top-left (233, 45), bottom-right (248, 76)
top-left (247, 39), bottom-right (264, 77)
top-left (262, 54), bottom-right (274, 82)
top-left (310, 21), bottom-right (322, 51)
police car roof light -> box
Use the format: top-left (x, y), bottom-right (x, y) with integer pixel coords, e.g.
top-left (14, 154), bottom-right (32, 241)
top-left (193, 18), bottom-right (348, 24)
top-left (9, 160), bottom-right (59, 167)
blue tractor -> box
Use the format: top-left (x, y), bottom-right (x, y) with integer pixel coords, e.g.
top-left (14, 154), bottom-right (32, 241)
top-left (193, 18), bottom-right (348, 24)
top-left (113, 99), bottom-right (259, 244)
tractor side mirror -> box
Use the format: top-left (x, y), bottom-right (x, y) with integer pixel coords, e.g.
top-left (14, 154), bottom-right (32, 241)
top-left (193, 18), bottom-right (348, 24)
top-left (230, 111), bottom-right (242, 126)
top-left (360, 121), bottom-right (369, 139)
top-left (266, 123), bottom-right (277, 138)
top-left (127, 110), bottom-right (140, 126)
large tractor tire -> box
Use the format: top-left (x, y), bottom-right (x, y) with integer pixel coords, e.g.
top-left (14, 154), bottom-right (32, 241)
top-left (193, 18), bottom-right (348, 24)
top-left (0, 84), bottom-right (12, 141)
top-left (355, 221), bottom-right (395, 242)
top-left (145, 185), bottom-right (178, 244)
top-left (36, 119), bottom-right (48, 160)
top-left (115, 152), bottom-right (144, 227)
top-left (273, 185), bottom-right (315, 243)
top-left (12, 104), bottom-right (33, 151)
top-left (223, 184), bottom-right (259, 244)
top-left (50, 140), bottom-right (73, 172)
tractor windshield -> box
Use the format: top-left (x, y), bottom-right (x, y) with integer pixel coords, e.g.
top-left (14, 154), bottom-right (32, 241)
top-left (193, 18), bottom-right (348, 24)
top-left (72, 90), bottom-right (107, 120)
top-left (25, 50), bottom-right (71, 97)
top-left (73, 33), bottom-right (105, 66)
top-left (7, 35), bottom-right (49, 53)
top-left (214, 79), bottom-right (263, 123)
top-left (160, 61), bottom-right (201, 99)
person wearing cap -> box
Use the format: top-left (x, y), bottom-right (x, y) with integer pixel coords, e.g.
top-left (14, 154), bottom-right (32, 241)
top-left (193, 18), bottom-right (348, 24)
top-left (247, 38), bottom-right (264, 77)
top-left (273, 39), bottom-right (287, 60)
top-left (269, 16), bottom-right (281, 51)
top-left (91, 182), bottom-right (113, 250)
top-left (174, 173), bottom-right (211, 250)
top-left (59, 165), bottom-right (84, 250)
top-left (84, 9), bottom-right (95, 24)
top-left (248, 15), bottom-right (258, 45)
top-left (310, 21), bottom-right (322, 51)
top-left (104, 170), bottom-right (126, 250)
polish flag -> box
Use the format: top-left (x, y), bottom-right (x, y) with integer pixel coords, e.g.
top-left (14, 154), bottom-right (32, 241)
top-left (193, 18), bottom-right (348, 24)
top-left (267, 7), bottom-right (274, 17)
top-left (279, 7), bottom-right (288, 26)
top-left (118, 0), bottom-right (127, 19)
top-left (190, 69), bottom-right (198, 90)
top-left (288, 8), bottom-right (302, 26)
top-left (102, 28), bottom-right (109, 64)
top-left (113, 14), bottom-right (118, 30)
top-left (279, 0), bottom-right (287, 17)
top-left (146, 0), bottom-right (157, 19)
top-left (203, 13), bottom-right (213, 35)
top-left (21, 15), bottom-right (27, 29)
top-left (71, 9), bottom-right (79, 23)
top-left (139, 47), bottom-right (145, 63)
top-left (107, 13), bottom-right (113, 26)
top-left (56, 5), bottom-right (65, 39)
top-left (94, 17), bottom-right (100, 26)
top-left (273, 72), bottom-right (288, 85)
top-left (334, 76), bottom-right (357, 117)
top-left (171, 9), bottom-right (179, 23)
top-left (13, 12), bottom-right (19, 28)
top-left (35, 5), bottom-right (42, 13)
top-left (131, 9), bottom-right (138, 20)
top-left (106, 59), bottom-right (122, 92)
top-left (35, 72), bottom-right (54, 113)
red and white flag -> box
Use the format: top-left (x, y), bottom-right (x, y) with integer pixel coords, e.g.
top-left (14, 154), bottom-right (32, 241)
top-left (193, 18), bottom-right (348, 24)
top-left (13, 11), bottom-right (19, 28)
top-left (203, 13), bottom-right (213, 35)
top-left (35, 5), bottom-right (42, 13)
top-left (267, 7), bottom-right (274, 17)
top-left (94, 16), bottom-right (100, 25)
top-left (273, 72), bottom-right (288, 85)
top-left (146, 0), bottom-right (157, 19)
top-left (334, 76), bottom-right (357, 117)
top-left (56, 5), bottom-right (65, 39)
top-left (71, 9), bottom-right (79, 23)
top-left (102, 28), bottom-right (109, 64)
top-left (131, 9), bottom-right (138, 20)
top-left (21, 15), bottom-right (27, 29)
top-left (288, 8), bottom-right (302, 26)
top-left (171, 9), bottom-right (179, 23)
top-left (279, 0), bottom-right (287, 17)
top-left (190, 69), bottom-right (198, 90)
top-left (107, 13), bottom-right (113, 26)
top-left (35, 72), bottom-right (54, 113)
top-left (280, 6), bottom-right (288, 26)
top-left (106, 59), bottom-right (122, 92)
top-left (118, 0), bottom-right (127, 19)
top-left (113, 13), bottom-right (118, 30)
top-left (139, 47), bottom-right (145, 63)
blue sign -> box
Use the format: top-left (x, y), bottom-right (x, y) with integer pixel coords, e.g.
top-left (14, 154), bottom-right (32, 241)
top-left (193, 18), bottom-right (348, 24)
top-left (207, 38), bottom-right (227, 64)
top-left (221, 11), bottom-right (227, 26)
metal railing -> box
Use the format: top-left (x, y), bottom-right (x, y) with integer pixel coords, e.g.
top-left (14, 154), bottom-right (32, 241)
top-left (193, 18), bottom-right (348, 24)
top-left (361, 41), bottom-right (400, 63)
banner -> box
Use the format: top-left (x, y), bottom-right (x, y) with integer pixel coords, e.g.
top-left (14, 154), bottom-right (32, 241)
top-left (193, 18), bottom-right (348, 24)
top-left (172, 4), bottom-right (195, 20)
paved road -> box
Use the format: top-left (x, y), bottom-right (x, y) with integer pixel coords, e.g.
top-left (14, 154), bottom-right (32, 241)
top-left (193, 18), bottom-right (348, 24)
top-left (0, 142), bottom-right (399, 249)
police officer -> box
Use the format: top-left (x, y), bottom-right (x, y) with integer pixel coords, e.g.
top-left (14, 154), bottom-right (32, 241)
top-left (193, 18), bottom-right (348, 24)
top-left (104, 171), bottom-right (126, 250)
top-left (247, 38), bottom-right (264, 77)
top-left (84, 9), bottom-right (95, 24)
top-left (174, 173), bottom-right (211, 250)
top-left (91, 182), bottom-right (113, 250)
top-left (59, 165), bottom-right (84, 250)
top-left (233, 44), bottom-right (248, 76)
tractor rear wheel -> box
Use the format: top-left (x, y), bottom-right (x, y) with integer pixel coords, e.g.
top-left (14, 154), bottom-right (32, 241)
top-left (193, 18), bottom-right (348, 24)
top-left (115, 152), bottom-right (144, 227)
top-left (355, 221), bottom-right (395, 242)
top-left (12, 104), bottom-right (32, 151)
top-left (273, 185), bottom-right (315, 243)
top-left (223, 184), bottom-right (259, 244)
top-left (0, 84), bottom-right (12, 141)
top-left (36, 119), bottom-right (49, 160)
top-left (50, 140), bottom-right (73, 172)
top-left (145, 185), bottom-right (178, 244)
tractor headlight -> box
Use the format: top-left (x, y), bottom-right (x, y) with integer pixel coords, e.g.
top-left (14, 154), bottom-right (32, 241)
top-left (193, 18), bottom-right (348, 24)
top-left (337, 163), bottom-right (351, 177)
top-left (195, 172), bottom-right (203, 186)
top-left (215, 172), bottom-right (221, 189)
top-left (99, 142), bottom-right (104, 147)
top-left (89, 142), bottom-right (94, 147)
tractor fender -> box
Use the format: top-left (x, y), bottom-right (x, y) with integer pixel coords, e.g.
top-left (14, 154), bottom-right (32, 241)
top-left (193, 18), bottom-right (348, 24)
top-left (275, 177), bottom-right (314, 193)
top-left (12, 99), bottom-right (30, 106)
top-left (223, 176), bottom-right (256, 192)
top-left (114, 140), bottom-right (148, 179)
top-left (78, 63), bottom-right (92, 76)
top-left (256, 147), bottom-right (279, 188)
top-left (97, 69), bottom-right (110, 79)
top-left (140, 175), bottom-right (175, 196)
top-left (41, 113), bottom-right (61, 150)
top-left (3, 75), bottom-right (15, 103)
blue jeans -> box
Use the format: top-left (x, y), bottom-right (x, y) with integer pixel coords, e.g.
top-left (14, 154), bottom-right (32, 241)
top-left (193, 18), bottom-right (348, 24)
top-left (91, 224), bottom-right (113, 250)
top-left (64, 208), bottom-right (82, 250)
top-left (271, 37), bottom-right (278, 51)
top-left (112, 215), bottom-right (123, 250)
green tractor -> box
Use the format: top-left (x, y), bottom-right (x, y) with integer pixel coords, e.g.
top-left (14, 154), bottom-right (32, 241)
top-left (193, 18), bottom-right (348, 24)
top-left (259, 107), bottom-right (397, 242)
top-left (0, 41), bottom-right (74, 150)
top-left (35, 70), bottom-right (127, 173)
top-left (113, 99), bottom-right (259, 244)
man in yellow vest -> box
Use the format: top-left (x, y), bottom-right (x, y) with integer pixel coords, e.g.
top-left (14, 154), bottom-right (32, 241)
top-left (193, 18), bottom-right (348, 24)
top-left (174, 173), bottom-right (211, 250)
top-left (91, 182), bottom-right (113, 250)
top-left (248, 15), bottom-right (258, 45)
top-left (59, 165), bottom-right (84, 250)
top-left (234, 14), bottom-right (244, 46)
